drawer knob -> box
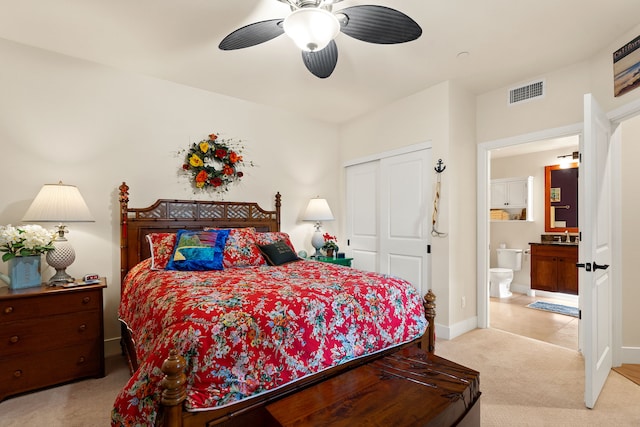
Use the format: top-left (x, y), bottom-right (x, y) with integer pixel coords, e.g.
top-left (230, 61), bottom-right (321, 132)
top-left (9, 335), bottom-right (19, 344)
top-left (78, 324), bottom-right (87, 332)
top-left (13, 370), bottom-right (22, 378)
top-left (3, 306), bottom-right (14, 314)
top-left (78, 356), bottom-right (86, 364)
top-left (82, 297), bottom-right (91, 305)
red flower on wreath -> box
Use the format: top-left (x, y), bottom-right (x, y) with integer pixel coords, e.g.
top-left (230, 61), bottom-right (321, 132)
top-left (210, 177), bottom-right (223, 187)
top-left (215, 148), bottom-right (227, 159)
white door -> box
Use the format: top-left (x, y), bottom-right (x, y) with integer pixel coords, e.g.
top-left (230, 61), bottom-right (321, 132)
top-left (580, 94), bottom-right (613, 408)
top-left (345, 161), bottom-right (379, 272)
top-left (379, 149), bottom-right (432, 296)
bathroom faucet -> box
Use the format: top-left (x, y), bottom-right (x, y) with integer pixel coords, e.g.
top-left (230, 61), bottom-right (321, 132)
top-left (565, 230), bottom-right (569, 242)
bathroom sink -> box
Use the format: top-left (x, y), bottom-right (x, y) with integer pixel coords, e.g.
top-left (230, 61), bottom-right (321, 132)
top-left (545, 241), bottom-right (578, 246)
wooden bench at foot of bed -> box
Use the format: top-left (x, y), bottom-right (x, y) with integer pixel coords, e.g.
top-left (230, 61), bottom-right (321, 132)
top-left (161, 345), bottom-right (480, 427)
top-left (267, 345), bottom-right (481, 427)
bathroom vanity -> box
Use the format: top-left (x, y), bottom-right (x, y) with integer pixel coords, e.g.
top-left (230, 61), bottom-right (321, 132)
top-left (530, 243), bottom-right (578, 295)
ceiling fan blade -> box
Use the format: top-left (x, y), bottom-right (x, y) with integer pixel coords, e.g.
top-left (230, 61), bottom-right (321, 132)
top-left (338, 5), bottom-right (422, 44)
top-left (301, 40), bottom-right (338, 79)
top-left (219, 19), bottom-right (284, 50)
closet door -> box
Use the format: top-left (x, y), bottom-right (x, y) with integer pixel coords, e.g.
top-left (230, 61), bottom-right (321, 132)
top-left (379, 149), bottom-right (432, 296)
top-left (345, 148), bottom-right (432, 296)
top-left (345, 161), bottom-right (379, 272)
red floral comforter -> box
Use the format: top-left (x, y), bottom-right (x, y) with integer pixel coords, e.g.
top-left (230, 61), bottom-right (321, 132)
top-left (111, 259), bottom-right (427, 426)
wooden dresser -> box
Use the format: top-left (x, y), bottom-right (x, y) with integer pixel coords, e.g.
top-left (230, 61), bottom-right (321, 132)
top-left (0, 279), bottom-right (106, 401)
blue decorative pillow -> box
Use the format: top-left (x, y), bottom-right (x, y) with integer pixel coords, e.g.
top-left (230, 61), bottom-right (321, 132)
top-left (165, 229), bottom-right (229, 271)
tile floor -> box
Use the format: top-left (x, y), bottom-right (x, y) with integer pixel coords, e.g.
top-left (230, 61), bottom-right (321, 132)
top-left (490, 292), bottom-right (579, 350)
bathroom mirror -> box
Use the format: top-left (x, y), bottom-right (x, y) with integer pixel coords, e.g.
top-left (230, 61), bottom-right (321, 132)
top-left (544, 163), bottom-right (579, 233)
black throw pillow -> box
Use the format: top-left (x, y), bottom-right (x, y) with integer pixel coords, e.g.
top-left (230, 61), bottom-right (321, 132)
top-left (258, 240), bottom-right (301, 266)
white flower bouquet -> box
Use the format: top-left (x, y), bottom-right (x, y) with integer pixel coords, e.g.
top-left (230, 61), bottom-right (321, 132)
top-left (0, 224), bottom-right (56, 262)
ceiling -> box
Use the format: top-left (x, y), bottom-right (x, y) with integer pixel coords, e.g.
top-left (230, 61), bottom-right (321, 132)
top-left (1, 0), bottom-right (640, 124)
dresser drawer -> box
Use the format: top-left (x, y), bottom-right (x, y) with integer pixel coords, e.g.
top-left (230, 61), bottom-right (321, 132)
top-left (0, 289), bottom-right (101, 323)
top-left (0, 310), bottom-right (101, 357)
top-left (0, 341), bottom-right (102, 401)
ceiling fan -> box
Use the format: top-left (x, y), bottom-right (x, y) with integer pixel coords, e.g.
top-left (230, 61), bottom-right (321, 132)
top-left (219, 0), bottom-right (422, 78)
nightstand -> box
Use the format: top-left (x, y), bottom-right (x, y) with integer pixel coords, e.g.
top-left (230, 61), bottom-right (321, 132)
top-left (0, 278), bottom-right (107, 401)
top-left (316, 256), bottom-right (353, 267)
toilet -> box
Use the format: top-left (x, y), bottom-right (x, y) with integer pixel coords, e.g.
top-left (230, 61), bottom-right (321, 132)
top-left (489, 248), bottom-right (523, 298)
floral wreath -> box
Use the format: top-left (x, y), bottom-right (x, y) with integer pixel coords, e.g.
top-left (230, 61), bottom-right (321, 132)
top-left (180, 132), bottom-right (251, 192)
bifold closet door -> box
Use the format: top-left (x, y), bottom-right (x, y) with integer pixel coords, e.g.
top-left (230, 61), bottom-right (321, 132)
top-left (379, 149), bottom-right (432, 296)
top-left (345, 161), bottom-right (379, 273)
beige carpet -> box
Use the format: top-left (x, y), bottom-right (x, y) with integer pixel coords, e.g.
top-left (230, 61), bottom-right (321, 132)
top-left (1, 329), bottom-right (639, 426)
top-left (436, 328), bottom-right (640, 426)
top-left (0, 356), bottom-right (130, 427)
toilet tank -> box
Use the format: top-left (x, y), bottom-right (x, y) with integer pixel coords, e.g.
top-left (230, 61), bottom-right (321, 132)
top-left (496, 248), bottom-right (523, 271)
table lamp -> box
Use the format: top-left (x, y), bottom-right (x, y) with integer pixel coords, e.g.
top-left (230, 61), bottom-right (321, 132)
top-left (303, 197), bottom-right (334, 258)
top-left (22, 181), bottom-right (94, 284)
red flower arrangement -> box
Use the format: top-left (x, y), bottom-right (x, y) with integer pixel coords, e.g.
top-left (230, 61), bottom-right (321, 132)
top-left (180, 132), bottom-right (251, 192)
top-left (322, 233), bottom-right (338, 251)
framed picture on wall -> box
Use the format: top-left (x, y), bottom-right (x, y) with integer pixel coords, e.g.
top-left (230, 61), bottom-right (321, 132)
top-left (550, 187), bottom-right (561, 202)
top-left (614, 35), bottom-right (640, 97)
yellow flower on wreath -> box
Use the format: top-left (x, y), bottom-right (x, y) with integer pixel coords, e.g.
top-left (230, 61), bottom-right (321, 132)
top-left (189, 154), bottom-right (204, 167)
top-left (199, 141), bottom-right (210, 153)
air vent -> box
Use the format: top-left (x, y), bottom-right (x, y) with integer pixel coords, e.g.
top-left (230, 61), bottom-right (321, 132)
top-left (508, 80), bottom-right (545, 105)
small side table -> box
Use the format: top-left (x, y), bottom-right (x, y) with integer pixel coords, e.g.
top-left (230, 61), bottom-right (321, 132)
top-left (315, 256), bottom-right (353, 267)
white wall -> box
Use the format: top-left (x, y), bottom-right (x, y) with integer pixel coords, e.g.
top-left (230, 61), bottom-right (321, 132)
top-left (339, 81), bottom-right (478, 337)
top-left (0, 38), bottom-right (341, 355)
top-left (621, 114), bottom-right (640, 347)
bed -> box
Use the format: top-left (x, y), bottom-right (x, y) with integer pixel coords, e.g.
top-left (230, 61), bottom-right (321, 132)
top-left (113, 182), bottom-right (440, 427)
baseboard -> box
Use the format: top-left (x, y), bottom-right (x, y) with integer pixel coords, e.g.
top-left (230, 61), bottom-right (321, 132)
top-left (510, 283), bottom-right (530, 295)
top-left (621, 346), bottom-right (640, 364)
top-left (531, 289), bottom-right (579, 303)
top-left (105, 337), bottom-right (122, 358)
top-left (435, 316), bottom-right (478, 341)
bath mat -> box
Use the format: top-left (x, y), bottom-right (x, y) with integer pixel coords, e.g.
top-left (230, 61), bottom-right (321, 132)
top-left (526, 301), bottom-right (579, 318)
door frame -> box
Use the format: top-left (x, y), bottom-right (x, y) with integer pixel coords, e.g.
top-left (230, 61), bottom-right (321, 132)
top-left (477, 95), bottom-right (640, 366)
top-left (476, 123), bottom-right (583, 328)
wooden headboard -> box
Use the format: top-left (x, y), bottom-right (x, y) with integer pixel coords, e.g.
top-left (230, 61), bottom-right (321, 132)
top-left (118, 182), bottom-right (281, 283)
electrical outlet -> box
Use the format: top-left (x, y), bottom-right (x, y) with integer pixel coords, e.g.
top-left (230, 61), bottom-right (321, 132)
top-left (461, 296), bottom-right (466, 308)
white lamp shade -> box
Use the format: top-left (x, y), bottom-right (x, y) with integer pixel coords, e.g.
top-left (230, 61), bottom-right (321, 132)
top-left (303, 198), bottom-right (334, 221)
top-left (22, 182), bottom-right (94, 223)
top-left (283, 8), bottom-right (340, 52)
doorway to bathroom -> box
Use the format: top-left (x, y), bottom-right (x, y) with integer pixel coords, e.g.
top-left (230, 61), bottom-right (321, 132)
top-left (487, 134), bottom-right (580, 350)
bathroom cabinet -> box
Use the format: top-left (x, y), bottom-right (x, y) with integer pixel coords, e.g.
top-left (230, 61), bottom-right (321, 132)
top-left (530, 244), bottom-right (578, 295)
top-left (490, 176), bottom-right (533, 221)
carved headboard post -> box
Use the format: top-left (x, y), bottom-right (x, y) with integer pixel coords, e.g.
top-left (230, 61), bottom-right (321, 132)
top-left (119, 182), bottom-right (130, 286)
top-left (275, 192), bottom-right (281, 232)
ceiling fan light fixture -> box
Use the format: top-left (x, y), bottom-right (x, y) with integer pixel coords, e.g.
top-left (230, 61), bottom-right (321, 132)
top-left (283, 8), bottom-right (340, 52)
